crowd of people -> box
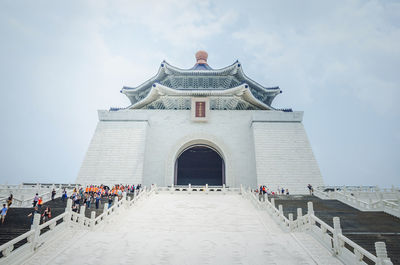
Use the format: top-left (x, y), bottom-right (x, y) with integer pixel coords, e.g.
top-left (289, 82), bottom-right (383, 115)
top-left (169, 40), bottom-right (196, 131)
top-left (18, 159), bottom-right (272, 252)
top-left (69, 184), bottom-right (142, 213)
top-left (1, 184), bottom-right (142, 225)
top-left (255, 186), bottom-right (290, 201)
top-left (255, 184), bottom-right (315, 201)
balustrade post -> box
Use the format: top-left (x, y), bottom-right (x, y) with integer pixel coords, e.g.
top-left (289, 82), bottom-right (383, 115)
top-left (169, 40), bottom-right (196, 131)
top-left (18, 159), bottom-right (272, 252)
top-left (114, 196), bottom-right (119, 214)
top-left (271, 198), bottom-right (275, 208)
top-left (170, 183), bottom-right (174, 194)
top-left (375, 241), bottom-right (393, 265)
top-left (154, 184), bottom-right (159, 194)
top-left (79, 205), bottom-right (86, 226)
top-left (126, 196), bottom-right (132, 208)
top-left (288, 213), bottom-right (293, 231)
top-left (103, 203), bottom-right (108, 220)
top-left (297, 208), bottom-right (303, 230)
top-left (379, 192), bottom-right (384, 208)
top-left (222, 184), bottom-right (226, 195)
top-left (64, 198), bottom-right (72, 224)
top-left (30, 213), bottom-right (41, 251)
top-left (188, 183), bottom-right (191, 194)
top-left (307, 201), bottom-right (315, 228)
top-left (278, 205), bottom-right (283, 215)
top-left (90, 211), bottom-right (96, 230)
top-left (205, 184), bottom-right (209, 194)
top-left (332, 217), bottom-right (342, 256)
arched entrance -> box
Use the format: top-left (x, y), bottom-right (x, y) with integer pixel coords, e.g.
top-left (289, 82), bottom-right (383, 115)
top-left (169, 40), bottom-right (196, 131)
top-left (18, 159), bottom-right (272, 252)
top-left (175, 145), bottom-right (225, 186)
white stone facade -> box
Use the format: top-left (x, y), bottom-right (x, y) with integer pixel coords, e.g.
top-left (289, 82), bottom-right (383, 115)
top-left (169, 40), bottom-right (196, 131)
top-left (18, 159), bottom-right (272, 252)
top-left (77, 109), bottom-right (323, 194)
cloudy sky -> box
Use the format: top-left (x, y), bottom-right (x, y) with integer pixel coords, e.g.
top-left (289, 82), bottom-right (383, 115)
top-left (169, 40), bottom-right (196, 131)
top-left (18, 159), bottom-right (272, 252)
top-left (0, 0), bottom-right (399, 187)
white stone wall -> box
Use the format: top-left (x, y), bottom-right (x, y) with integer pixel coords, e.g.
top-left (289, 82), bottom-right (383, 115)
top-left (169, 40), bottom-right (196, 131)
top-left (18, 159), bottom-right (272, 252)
top-left (76, 109), bottom-right (324, 193)
top-left (76, 120), bottom-right (147, 185)
top-left (252, 121), bottom-right (324, 194)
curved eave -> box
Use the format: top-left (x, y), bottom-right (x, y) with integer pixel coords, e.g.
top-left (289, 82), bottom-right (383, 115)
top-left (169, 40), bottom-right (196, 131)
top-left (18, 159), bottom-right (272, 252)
top-left (121, 62), bottom-right (167, 104)
top-left (235, 62), bottom-right (281, 96)
top-left (128, 83), bottom-right (275, 110)
top-left (121, 60), bottom-right (281, 106)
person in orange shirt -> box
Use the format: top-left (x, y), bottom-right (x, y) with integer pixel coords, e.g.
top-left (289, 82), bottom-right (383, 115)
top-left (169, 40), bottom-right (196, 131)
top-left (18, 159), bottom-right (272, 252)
top-left (37, 197), bottom-right (43, 210)
top-left (85, 186), bottom-right (89, 193)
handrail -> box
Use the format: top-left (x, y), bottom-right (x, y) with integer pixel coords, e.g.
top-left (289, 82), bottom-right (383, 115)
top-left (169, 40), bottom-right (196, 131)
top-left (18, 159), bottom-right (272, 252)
top-left (337, 234), bottom-right (377, 262)
top-left (241, 186), bottom-right (393, 265)
top-left (310, 214), bottom-right (334, 233)
top-left (38, 212), bottom-right (67, 230)
top-left (314, 188), bottom-right (400, 219)
top-left (0, 230), bottom-right (34, 254)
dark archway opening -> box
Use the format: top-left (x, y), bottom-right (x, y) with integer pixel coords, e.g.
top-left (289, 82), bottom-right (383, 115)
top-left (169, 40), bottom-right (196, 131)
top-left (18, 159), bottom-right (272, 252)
top-left (176, 145), bottom-right (224, 186)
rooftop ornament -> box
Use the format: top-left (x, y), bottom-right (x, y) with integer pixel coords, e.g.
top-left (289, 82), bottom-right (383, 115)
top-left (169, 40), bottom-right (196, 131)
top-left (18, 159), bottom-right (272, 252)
top-left (195, 50), bottom-right (208, 64)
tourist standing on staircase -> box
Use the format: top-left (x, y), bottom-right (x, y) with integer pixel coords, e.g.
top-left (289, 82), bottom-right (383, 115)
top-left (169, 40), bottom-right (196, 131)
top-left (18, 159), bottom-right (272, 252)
top-left (7, 194), bottom-right (13, 207)
top-left (33, 193), bottom-right (39, 207)
top-left (95, 193), bottom-right (101, 209)
top-left (108, 195), bottom-right (113, 208)
top-left (307, 184), bottom-right (313, 195)
top-left (51, 189), bottom-right (56, 201)
top-left (42, 207), bottom-right (52, 223)
top-left (1, 204), bottom-right (7, 224)
top-left (37, 197), bottom-right (43, 210)
top-left (62, 189), bottom-right (67, 201)
top-left (27, 206), bottom-right (39, 224)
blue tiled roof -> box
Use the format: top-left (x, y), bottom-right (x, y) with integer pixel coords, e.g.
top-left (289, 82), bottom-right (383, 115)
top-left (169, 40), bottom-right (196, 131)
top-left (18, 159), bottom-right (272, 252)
top-left (190, 63), bottom-right (213, 70)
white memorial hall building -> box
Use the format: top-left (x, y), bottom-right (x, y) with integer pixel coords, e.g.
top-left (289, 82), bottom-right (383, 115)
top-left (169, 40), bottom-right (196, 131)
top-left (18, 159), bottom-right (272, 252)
top-left (77, 51), bottom-right (324, 194)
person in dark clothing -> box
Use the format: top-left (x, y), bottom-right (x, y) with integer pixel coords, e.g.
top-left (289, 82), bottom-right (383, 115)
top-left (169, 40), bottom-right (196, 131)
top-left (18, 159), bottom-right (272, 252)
top-left (42, 207), bottom-right (51, 222)
top-left (95, 194), bottom-right (100, 209)
top-left (108, 196), bottom-right (113, 208)
top-left (61, 189), bottom-right (67, 201)
top-left (27, 206), bottom-right (40, 224)
top-left (51, 189), bottom-right (56, 201)
top-left (307, 184), bottom-right (313, 195)
top-left (7, 194), bottom-right (13, 207)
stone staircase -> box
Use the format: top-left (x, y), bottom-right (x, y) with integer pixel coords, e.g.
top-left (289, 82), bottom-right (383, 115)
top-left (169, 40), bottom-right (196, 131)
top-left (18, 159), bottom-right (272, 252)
top-left (0, 195), bottom-right (129, 253)
top-left (271, 195), bottom-right (400, 265)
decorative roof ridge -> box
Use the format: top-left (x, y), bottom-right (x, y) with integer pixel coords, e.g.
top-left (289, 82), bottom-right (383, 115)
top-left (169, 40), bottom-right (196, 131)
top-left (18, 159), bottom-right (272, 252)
top-left (235, 64), bottom-right (280, 94)
top-left (128, 83), bottom-right (275, 110)
top-left (162, 60), bottom-right (239, 75)
top-left (121, 60), bottom-right (240, 94)
top-left (121, 62), bottom-right (166, 93)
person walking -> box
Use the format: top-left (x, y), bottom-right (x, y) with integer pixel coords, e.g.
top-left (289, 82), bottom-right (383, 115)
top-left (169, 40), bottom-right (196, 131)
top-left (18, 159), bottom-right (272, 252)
top-left (33, 193), bottom-right (39, 207)
top-left (108, 195), bottom-right (113, 209)
top-left (307, 184), bottom-right (313, 195)
top-left (51, 189), bottom-right (56, 201)
top-left (62, 189), bottom-right (67, 201)
top-left (37, 197), bottom-right (43, 210)
top-left (7, 194), bottom-right (13, 207)
top-left (95, 194), bottom-right (100, 209)
top-left (1, 204), bottom-right (7, 224)
top-left (27, 206), bottom-right (40, 224)
top-left (262, 186), bottom-right (266, 201)
top-left (42, 207), bottom-right (52, 222)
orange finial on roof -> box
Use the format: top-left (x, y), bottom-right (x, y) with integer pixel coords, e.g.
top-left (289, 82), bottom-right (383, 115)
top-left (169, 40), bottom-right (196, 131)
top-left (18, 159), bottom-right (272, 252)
top-left (195, 50), bottom-right (208, 64)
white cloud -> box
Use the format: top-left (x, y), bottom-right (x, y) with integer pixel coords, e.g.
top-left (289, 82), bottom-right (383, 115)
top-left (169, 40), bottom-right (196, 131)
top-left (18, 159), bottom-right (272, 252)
top-left (232, 0), bottom-right (400, 116)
